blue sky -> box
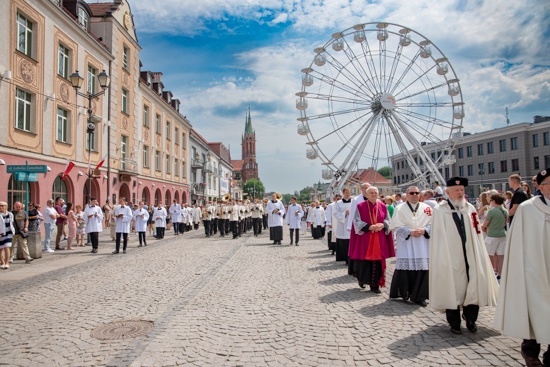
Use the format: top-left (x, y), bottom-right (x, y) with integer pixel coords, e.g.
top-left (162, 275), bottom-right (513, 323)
top-left (117, 0), bottom-right (549, 193)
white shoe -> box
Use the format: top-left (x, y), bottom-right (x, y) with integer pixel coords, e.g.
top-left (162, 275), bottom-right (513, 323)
top-left (9, 259), bottom-right (13, 263)
top-left (45, 249), bottom-right (55, 253)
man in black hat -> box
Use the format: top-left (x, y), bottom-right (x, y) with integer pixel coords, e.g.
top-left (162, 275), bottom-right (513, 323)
top-left (495, 168), bottom-right (550, 367)
top-left (429, 177), bottom-right (498, 335)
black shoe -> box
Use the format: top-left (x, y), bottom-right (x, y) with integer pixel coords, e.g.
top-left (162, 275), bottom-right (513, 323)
top-left (358, 282), bottom-right (366, 289)
top-left (290, 242), bottom-right (293, 245)
top-left (144, 243), bottom-right (147, 246)
top-left (416, 300), bottom-right (428, 307)
top-left (137, 244), bottom-right (143, 247)
top-left (370, 286), bottom-right (382, 294)
top-left (91, 248), bottom-right (98, 253)
top-left (123, 250), bottom-right (126, 254)
top-left (521, 351), bottom-right (544, 367)
top-left (295, 243), bottom-right (299, 246)
top-left (112, 250), bottom-right (119, 254)
top-left (450, 327), bottom-right (462, 335)
top-left (462, 314), bottom-right (477, 333)
top-left (332, 251), bottom-right (335, 255)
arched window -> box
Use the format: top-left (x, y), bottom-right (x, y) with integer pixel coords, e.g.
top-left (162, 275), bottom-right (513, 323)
top-left (7, 175), bottom-right (25, 209)
top-left (52, 176), bottom-right (68, 202)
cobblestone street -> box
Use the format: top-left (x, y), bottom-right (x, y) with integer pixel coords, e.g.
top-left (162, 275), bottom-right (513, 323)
top-left (0, 227), bottom-right (526, 366)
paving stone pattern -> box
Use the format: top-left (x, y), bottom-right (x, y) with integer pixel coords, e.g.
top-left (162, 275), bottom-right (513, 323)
top-left (0, 228), bottom-right (527, 366)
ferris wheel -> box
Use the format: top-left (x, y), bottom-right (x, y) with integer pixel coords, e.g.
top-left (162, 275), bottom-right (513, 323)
top-left (296, 22), bottom-right (464, 195)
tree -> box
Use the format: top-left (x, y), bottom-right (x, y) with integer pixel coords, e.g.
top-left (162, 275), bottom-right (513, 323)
top-left (377, 166), bottom-right (392, 179)
top-left (242, 178), bottom-right (265, 199)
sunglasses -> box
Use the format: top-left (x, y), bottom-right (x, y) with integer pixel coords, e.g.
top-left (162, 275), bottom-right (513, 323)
top-left (408, 192), bottom-right (420, 195)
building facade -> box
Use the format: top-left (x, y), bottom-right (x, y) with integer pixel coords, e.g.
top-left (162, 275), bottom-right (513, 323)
top-left (0, 0), bottom-right (230, 209)
top-left (390, 118), bottom-right (550, 198)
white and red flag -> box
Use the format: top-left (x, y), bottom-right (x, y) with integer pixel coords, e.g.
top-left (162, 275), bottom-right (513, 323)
top-left (95, 154), bottom-right (107, 170)
top-left (61, 161), bottom-right (75, 179)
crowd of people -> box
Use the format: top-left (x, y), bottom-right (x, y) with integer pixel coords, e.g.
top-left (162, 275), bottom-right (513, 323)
top-left (1, 169), bottom-right (548, 366)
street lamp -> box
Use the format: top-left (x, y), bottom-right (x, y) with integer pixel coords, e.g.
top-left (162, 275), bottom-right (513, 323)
top-left (70, 69), bottom-right (110, 204)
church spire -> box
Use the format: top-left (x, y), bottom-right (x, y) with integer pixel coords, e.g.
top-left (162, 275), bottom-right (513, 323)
top-left (244, 107), bottom-right (254, 135)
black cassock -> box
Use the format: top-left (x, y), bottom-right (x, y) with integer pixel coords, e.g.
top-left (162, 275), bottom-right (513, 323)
top-left (269, 226), bottom-right (283, 241)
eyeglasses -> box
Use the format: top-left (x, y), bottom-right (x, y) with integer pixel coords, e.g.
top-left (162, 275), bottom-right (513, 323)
top-left (408, 192), bottom-right (420, 195)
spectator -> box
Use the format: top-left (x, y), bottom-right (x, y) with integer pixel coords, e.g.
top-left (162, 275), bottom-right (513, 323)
top-left (0, 201), bottom-right (14, 269)
top-left (422, 189), bottom-right (437, 208)
top-left (520, 181), bottom-right (533, 198)
top-left (27, 202), bottom-right (40, 232)
top-left (66, 203), bottom-right (77, 250)
top-left (532, 175), bottom-right (541, 196)
top-left (504, 191), bottom-right (513, 209)
top-left (54, 197), bottom-right (67, 250)
top-left (434, 181), bottom-right (444, 198)
top-left (385, 196), bottom-right (395, 218)
top-left (10, 201), bottom-right (33, 264)
top-left (102, 199), bottom-right (113, 228)
top-left (75, 205), bottom-right (86, 247)
top-left (508, 174), bottom-right (528, 224)
top-left (481, 194), bottom-right (508, 280)
top-left (42, 199), bottom-right (58, 253)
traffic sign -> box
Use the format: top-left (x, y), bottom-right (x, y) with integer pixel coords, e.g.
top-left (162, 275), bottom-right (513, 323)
top-left (15, 172), bottom-right (38, 182)
top-left (6, 164), bottom-right (48, 173)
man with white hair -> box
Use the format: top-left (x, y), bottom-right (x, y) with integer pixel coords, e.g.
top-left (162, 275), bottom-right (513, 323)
top-left (429, 177), bottom-right (498, 335)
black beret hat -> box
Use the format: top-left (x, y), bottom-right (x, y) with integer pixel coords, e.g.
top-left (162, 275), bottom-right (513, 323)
top-left (446, 177), bottom-right (468, 187)
top-left (536, 168), bottom-right (550, 185)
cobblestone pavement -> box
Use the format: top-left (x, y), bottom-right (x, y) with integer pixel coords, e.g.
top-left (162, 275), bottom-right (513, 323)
top-left (0, 227), bottom-right (528, 366)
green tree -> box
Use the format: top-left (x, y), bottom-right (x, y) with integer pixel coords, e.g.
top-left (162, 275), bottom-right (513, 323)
top-left (243, 178), bottom-right (265, 199)
top-left (377, 166), bottom-right (392, 179)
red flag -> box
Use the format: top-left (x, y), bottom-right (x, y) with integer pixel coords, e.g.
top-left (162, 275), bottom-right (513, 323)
top-left (95, 155), bottom-right (107, 170)
top-left (62, 161), bottom-right (75, 179)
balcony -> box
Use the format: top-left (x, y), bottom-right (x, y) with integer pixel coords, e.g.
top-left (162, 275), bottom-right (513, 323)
top-left (191, 159), bottom-right (203, 169)
top-left (192, 182), bottom-right (205, 194)
top-left (119, 158), bottom-right (138, 175)
top-left (204, 163), bottom-right (213, 174)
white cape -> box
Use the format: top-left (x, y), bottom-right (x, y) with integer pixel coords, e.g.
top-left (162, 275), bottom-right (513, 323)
top-left (494, 197), bottom-right (550, 343)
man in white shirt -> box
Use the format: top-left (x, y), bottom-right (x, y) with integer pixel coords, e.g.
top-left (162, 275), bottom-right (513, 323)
top-left (84, 198), bottom-right (103, 253)
top-left (42, 199), bottom-right (59, 253)
top-left (266, 194), bottom-right (285, 245)
top-left (169, 200), bottom-right (182, 236)
top-left (113, 197), bottom-right (133, 254)
top-left (422, 189), bottom-right (438, 209)
top-left (133, 201), bottom-right (149, 247)
top-left (153, 203), bottom-right (167, 239)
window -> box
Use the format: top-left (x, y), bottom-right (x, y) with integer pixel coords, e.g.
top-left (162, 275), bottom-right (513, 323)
top-left (466, 146), bottom-right (472, 157)
top-left (499, 139), bottom-right (506, 152)
top-left (8, 175), bottom-right (25, 210)
top-left (477, 144), bottom-right (483, 156)
top-left (15, 88), bottom-right (32, 132)
top-left (121, 135), bottom-right (128, 170)
top-left (487, 141), bottom-right (494, 154)
top-left (544, 132), bottom-right (549, 146)
top-left (532, 134), bottom-right (539, 147)
top-left (545, 155), bottom-right (550, 168)
top-left (17, 13), bottom-right (33, 57)
top-left (58, 44), bottom-right (69, 78)
top-left (86, 129), bottom-right (96, 151)
top-left (467, 164), bottom-right (473, 176)
top-left (87, 65), bottom-right (97, 94)
top-left (174, 158), bottom-right (179, 176)
top-left (77, 7), bottom-right (89, 29)
top-left (122, 45), bottom-right (129, 69)
top-left (458, 147), bottom-right (464, 159)
top-left (500, 160), bottom-right (507, 173)
top-left (52, 176), bottom-right (68, 204)
top-left (478, 163), bottom-right (485, 175)
top-left (174, 127), bottom-right (179, 145)
top-left (534, 156), bottom-right (540, 170)
top-left (121, 88), bottom-right (128, 113)
top-left (511, 137), bottom-right (518, 150)
top-left (166, 121), bottom-right (171, 140)
top-left (166, 155), bottom-right (171, 173)
top-left (56, 107), bottom-right (69, 143)
top-left (143, 145), bottom-right (149, 168)
top-left (488, 162), bottom-right (495, 174)
top-left (143, 105), bottom-right (149, 127)
top-left (155, 114), bottom-right (161, 134)
top-left (155, 150), bottom-right (160, 171)
top-left (511, 159), bottom-right (519, 171)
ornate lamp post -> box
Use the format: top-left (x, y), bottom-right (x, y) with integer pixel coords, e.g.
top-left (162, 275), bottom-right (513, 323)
top-left (70, 69), bottom-right (110, 204)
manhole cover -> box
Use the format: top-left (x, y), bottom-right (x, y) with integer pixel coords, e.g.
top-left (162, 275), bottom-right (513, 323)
top-left (91, 320), bottom-right (154, 340)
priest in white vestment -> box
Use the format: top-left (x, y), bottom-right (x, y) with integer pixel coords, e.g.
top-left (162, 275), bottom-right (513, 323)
top-left (113, 197), bottom-right (133, 254)
top-left (266, 193), bottom-right (285, 245)
top-left (285, 196), bottom-right (304, 246)
top-left (495, 168), bottom-right (550, 367)
top-left (429, 177), bottom-right (498, 335)
top-left (133, 201), bottom-right (149, 247)
top-left (169, 200), bottom-right (182, 235)
top-left (389, 186), bottom-right (432, 307)
top-left (334, 188), bottom-right (352, 264)
top-left (84, 198), bottom-right (103, 253)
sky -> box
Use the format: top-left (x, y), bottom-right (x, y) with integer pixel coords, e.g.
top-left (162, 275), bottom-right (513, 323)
top-left (113, 0), bottom-right (548, 193)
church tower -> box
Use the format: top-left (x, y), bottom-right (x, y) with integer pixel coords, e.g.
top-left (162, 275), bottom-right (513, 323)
top-left (241, 108), bottom-right (258, 181)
